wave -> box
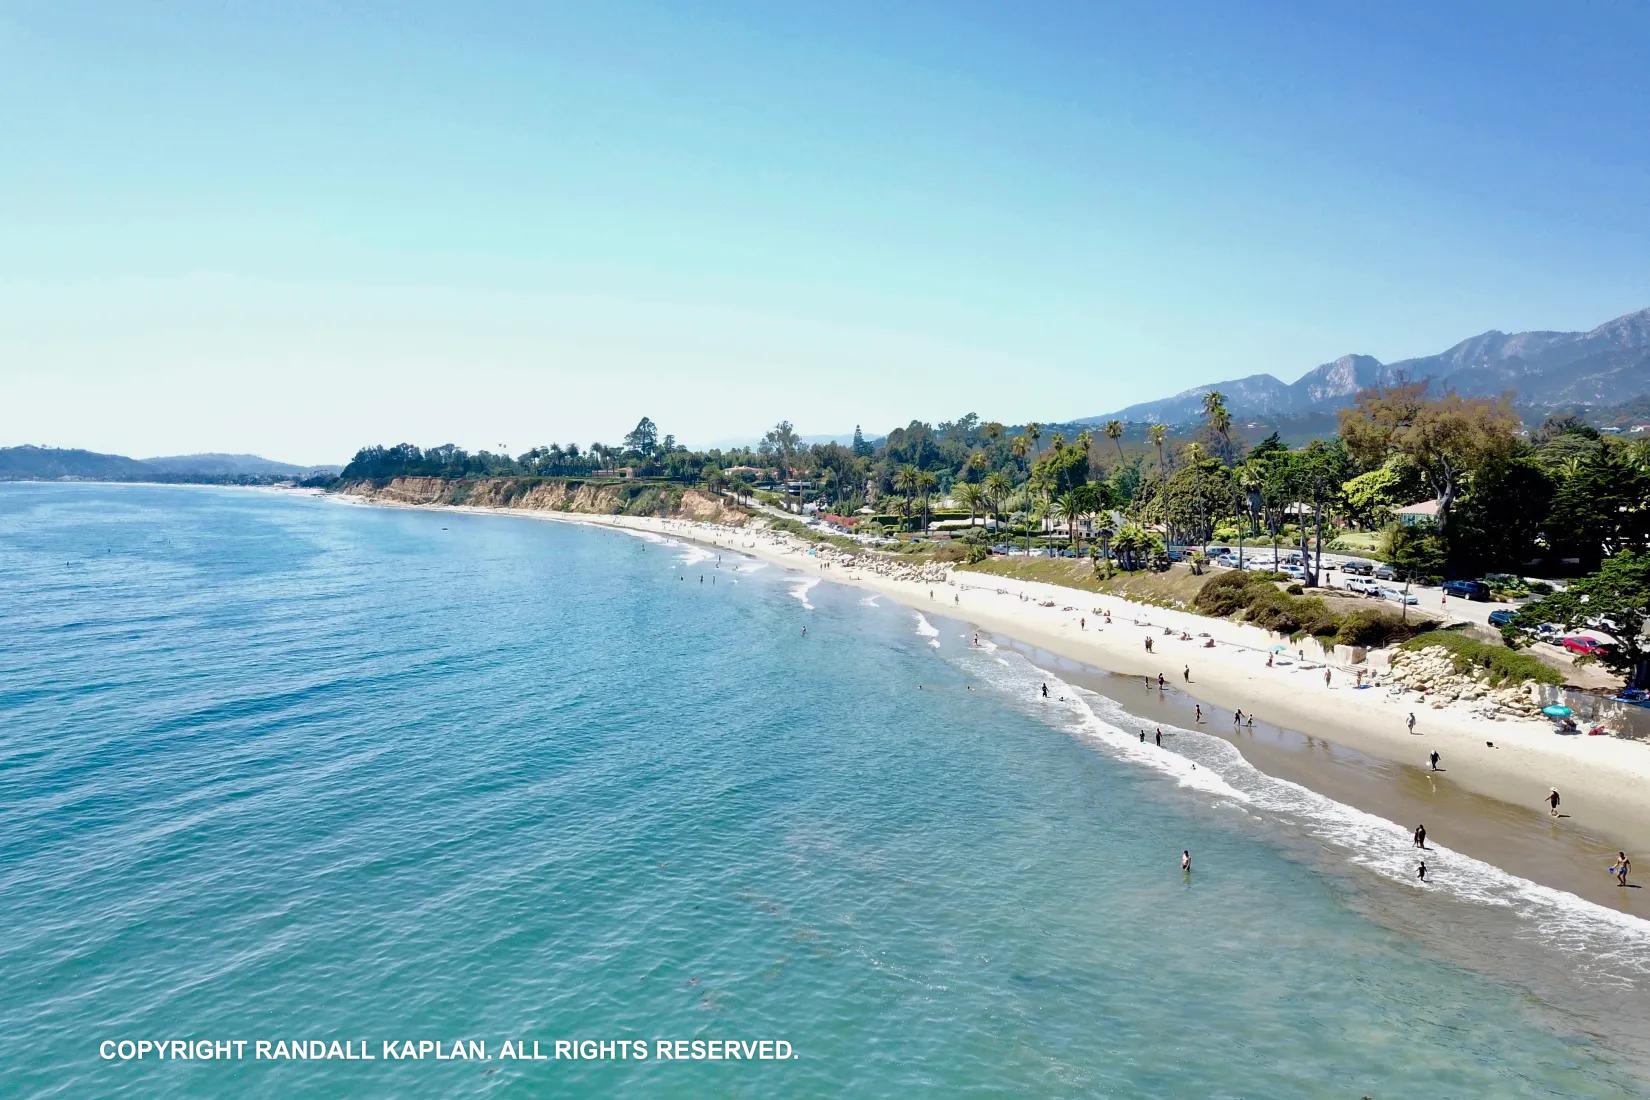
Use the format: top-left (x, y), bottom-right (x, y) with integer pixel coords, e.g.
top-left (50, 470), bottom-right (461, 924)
top-left (913, 613), bottom-right (941, 648)
top-left (790, 578), bottom-right (819, 610)
top-left (860, 596), bottom-right (880, 607)
top-left (955, 642), bottom-right (1650, 984)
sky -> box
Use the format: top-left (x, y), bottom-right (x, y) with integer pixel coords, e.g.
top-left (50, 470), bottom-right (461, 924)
top-left (3, 2), bottom-right (1648, 465)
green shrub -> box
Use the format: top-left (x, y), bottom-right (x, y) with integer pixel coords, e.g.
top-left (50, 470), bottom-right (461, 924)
top-left (1397, 631), bottom-right (1562, 687)
top-left (1286, 582), bottom-right (1305, 595)
top-left (1333, 609), bottom-right (1417, 648)
top-left (1528, 580), bottom-right (1554, 595)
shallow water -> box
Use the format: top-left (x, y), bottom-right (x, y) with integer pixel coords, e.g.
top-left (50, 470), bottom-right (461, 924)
top-left (2, 483), bottom-right (1646, 1097)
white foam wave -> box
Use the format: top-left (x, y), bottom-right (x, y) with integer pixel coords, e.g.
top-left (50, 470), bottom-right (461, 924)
top-left (860, 596), bottom-right (880, 607)
top-left (790, 577), bottom-right (819, 610)
top-left (913, 613), bottom-right (941, 648)
top-left (968, 647), bottom-right (1650, 983)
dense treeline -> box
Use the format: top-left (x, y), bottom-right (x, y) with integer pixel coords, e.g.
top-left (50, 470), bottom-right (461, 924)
top-left (340, 395), bottom-right (1650, 583)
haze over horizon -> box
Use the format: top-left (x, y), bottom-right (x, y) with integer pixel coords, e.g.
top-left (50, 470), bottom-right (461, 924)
top-left (4, 2), bottom-right (1649, 466)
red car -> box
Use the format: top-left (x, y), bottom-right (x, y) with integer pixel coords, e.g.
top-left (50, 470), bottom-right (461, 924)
top-left (1561, 636), bottom-right (1611, 656)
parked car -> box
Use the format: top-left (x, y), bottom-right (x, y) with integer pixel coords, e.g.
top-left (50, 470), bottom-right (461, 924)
top-left (1373, 564), bottom-right (1398, 581)
top-left (1531, 622), bottom-right (1563, 641)
top-left (1561, 636), bottom-right (1611, 656)
top-left (1344, 576), bottom-right (1382, 596)
top-left (1280, 565), bottom-right (1306, 581)
top-left (1379, 586), bottom-right (1418, 605)
top-left (1488, 609), bottom-right (1517, 627)
top-left (1441, 579), bottom-right (1491, 601)
top-left (1342, 559), bottom-right (1375, 576)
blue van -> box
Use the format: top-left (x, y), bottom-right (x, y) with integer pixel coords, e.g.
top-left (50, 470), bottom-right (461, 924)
top-left (1442, 579), bottom-right (1491, 601)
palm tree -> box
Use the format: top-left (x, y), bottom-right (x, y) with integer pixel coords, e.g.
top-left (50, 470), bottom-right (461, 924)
top-left (1049, 432), bottom-right (1066, 452)
top-left (1148, 424), bottom-right (1168, 477)
top-left (915, 469), bottom-right (939, 533)
top-left (955, 482), bottom-right (983, 531)
top-left (1202, 390), bottom-right (1233, 461)
top-left (1011, 434), bottom-right (1032, 467)
top-left (893, 466), bottom-right (919, 530)
top-left (1026, 422), bottom-right (1043, 458)
top-left (1059, 489), bottom-right (1084, 549)
top-left (1105, 419), bottom-right (1125, 463)
top-left (982, 471), bottom-right (1012, 540)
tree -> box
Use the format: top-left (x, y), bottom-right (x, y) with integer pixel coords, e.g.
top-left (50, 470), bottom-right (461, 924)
top-left (1285, 439), bottom-right (1350, 586)
top-left (1515, 552), bottom-right (1650, 689)
top-left (1200, 391), bottom-right (1236, 464)
top-left (1543, 445), bottom-right (1650, 572)
top-left (852, 425), bottom-right (874, 457)
top-left (1147, 424), bottom-right (1168, 479)
top-left (982, 471), bottom-right (1012, 540)
top-left (624, 417), bottom-right (659, 456)
top-left (955, 482), bottom-right (984, 531)
top-left (1105, 419), bottom-right (1125, 463)
top-left (1338, 382), bottom-right (1519, 533)
top-left (1025, 422), bottom-right (1043, 457)
top-left (915, 468), bottom-right (939, 533)
top-left (761, 421), bottom-right (801, 468)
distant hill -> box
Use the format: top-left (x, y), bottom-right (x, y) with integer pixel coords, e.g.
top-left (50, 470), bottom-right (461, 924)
top-left (0, 445), bottom-right (340, 482)
top-left (1081, 305), bottom-right (1650, 428)
top-left (142, 453), bottom-right (342, 478)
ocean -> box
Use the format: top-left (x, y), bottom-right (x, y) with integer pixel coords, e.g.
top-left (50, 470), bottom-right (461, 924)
top-left (2, 482), bottom-right (1647, 1098)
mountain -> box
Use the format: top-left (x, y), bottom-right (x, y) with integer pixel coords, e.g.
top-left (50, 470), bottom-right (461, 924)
top-left (0, 446), bottom-right (340, 482)
top-left (142, 453), bottom-right (342, 478)
top-left (1083, 306), bottom-right (1650, 427)
top-left (0, 445), bottom-right (154, 481)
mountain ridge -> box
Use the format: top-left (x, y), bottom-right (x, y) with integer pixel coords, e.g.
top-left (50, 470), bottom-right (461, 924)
top-left (0, 445), bottom-right (341, 482)
top-left (1082, 305), bottom-right (1650, 427)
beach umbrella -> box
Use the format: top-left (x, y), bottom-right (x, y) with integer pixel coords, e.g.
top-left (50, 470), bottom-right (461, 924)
top-left (1270, 644), bottom-right (1288, 653)
top-left (1541, 705), bottom-right (1573, 718)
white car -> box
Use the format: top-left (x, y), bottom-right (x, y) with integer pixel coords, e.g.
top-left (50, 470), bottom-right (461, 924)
top-left (1379, 586), bottom-right (1418, 605)
top-left (1344, 576), bottom-right (1382, 596)
top-left (1280, 565), bottom-right (1306, 581)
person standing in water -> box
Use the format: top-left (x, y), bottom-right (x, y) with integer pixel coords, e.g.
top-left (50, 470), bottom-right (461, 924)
top-left (1616, 853), bottom-right (1632, 887)
top-left (1140, 730), bottom-right (1146, 743)
top-left (1041, 682), bottom-right (1049, 698)
top-left (1155, 729), bottom-right (1162, 746)
top-left (1157, 673), bottom-right (1166, 690)
top-left (1429, 750), bottom-right (1440, 771)
top-left (1181, 851), bottom-right (1192, 873)
top-left (1194, 705), bottom-right (1203, 723)
top-left (1417, 860), bottom-right (1428, 883)
top-left (1413, 824), bottom-right (1427, 849)
top-left (1547, 788), bottom-right (1561, 817)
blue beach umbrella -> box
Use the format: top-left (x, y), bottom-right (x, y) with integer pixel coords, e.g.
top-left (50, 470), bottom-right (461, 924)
top-left (1541, 705), bottom-right (1573, 718)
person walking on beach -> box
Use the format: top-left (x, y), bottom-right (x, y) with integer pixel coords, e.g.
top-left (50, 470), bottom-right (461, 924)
top-left (1041, 682), bottom-right (1049, 699)
top-left (1323, 667), bottom-right (1332, 687)
top-left (1080, 616), bottom-right (1086, 630)
top-left (1145, 636), bottom-right (1154, 653)
top-left (1157, 673), bottom-right (1166, 690)
top-left (1140, 730), bottom-right (1146, 743)
top-left (1194, 704), bottom-right (1203, 723)
top-left (1181, 850), bottom-right (1192, 873)
top-left (1413, 824), bottom-right (1427, 849)
top-left (1407, 712), bottom-right (1417, 734)
top-left (1429, 750), bottom-right (1440, 771)
top-left (1417, 860), bottom-right (1427, 883)
top-left (1266, 652), bottom-right (1274, 668)
top-left (1615, 853), bottom-right (1631, 887)
top-left (1233, 709), bottom-right (1243, 725)
top-left (1183, 664), bottom-right (1190, 683)
top-left (1547, 788), bottom-right (1561, 817)
top-left (1155, 729), bottom-right (1163, 746)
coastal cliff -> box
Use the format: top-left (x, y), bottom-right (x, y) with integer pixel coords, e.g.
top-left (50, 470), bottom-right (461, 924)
top-left (337, 477), bottom-right (749, 525)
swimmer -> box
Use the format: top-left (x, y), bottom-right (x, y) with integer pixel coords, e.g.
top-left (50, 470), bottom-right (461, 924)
top-left (1181, 850), bottom-right (1192, 873)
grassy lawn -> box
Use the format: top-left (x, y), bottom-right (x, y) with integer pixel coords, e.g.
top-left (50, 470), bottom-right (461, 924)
top-left (957, 558), bottom-right (1216, 609)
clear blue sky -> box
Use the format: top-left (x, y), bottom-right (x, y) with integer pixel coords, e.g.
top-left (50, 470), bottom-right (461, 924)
top-left (3, 1), bottom-right (1648, 464)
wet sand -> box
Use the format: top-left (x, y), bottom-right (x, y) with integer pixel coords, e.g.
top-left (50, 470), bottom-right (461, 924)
top-left (1007, 636), bottom-right (1644, 915)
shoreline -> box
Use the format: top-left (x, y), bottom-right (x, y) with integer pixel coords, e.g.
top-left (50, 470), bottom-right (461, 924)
top-left (332, 492), bottom-right (1649, 917)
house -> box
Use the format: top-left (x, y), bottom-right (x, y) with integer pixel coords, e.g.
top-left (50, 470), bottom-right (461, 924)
top-left (1394, 499), bottom-right (1440, 527)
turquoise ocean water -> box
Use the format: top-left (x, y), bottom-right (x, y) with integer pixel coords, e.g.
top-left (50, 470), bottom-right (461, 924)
top-left (3, 483), bottom-right (1648, 1098)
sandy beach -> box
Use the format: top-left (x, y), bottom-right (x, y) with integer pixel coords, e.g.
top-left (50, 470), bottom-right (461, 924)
top-left (337, 493), bottom-right (1650, 915)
